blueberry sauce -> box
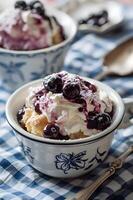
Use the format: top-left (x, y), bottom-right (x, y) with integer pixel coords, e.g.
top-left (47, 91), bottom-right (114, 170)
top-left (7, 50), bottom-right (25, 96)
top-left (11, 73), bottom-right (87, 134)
top-left (17, 106), bottom-right (25, 122)
top-left (35, 88), bottom-right (46, 100)
top-left (78, 107), bottom-right (84, 112)
top-left (87, 112), bottom-right (98, 129)
top-left (92, 100), bottom-right (101, 113)
top-left (33, 88), bottom-right (46, 114)
top-left (84, 81), bottom-right (97, 92)
top-left (34, 101), bottom-right (41, 114)
top-left (75, 98), bottom-right (87, 114)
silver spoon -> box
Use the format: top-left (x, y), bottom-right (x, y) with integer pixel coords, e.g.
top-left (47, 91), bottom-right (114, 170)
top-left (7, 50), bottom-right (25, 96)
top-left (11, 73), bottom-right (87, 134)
top-left (68, 146), bottom-right (133, 200)
top-left (94, 38), bottom-right (133, 81)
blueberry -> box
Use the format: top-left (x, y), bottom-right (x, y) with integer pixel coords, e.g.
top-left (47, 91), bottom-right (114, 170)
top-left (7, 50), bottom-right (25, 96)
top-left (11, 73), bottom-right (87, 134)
top-left (44, 75), bottom-right (63, 93)
top-left (87, 10), bottom-right (108, 27)
top-left (59, 134), bottom-right (69, 140)
top-left (79, 14), bottom-right (96, 25)
top-left (15, 1), bottom-right (27, 10)
top-left (94, 10), bottom-right (109, 27)
top-left (43, 123), bottom-right (60, 139)
top-left (79, 10), bottom-right (108, 27)
top-left (87, 18), bottom-right (97, 26)
top-left (87, 112), bottom-right (111, 130)
top-left (78, 107), bottom-right (84, 112)
top-left (97, 113), bottom-right (111, 130)
top-left (96, 17), bottom-right (108, 27)
top-left (79, 19), bottom-right (87, 25)
top-left (30, 0), bottom-right (43, 9)
top-left (74, 97), bottom-right (86, 112)
top-left (63, 83), bottom-right (80, 100)
top-left (75, 98), bottom-right (86, 105)
top-left (17, 106), bottom-right (25, 122)
top-left (30, 0), bottom-right (45, 17)
top-left (87, 112), bottom-right (98, 129)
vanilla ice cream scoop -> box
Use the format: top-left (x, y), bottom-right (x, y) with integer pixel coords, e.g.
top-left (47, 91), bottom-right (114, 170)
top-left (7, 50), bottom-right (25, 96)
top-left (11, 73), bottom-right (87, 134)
top-left (0, 0), bottom-right (65, 50)
top-left (17, 72), bottom-right (113, 140)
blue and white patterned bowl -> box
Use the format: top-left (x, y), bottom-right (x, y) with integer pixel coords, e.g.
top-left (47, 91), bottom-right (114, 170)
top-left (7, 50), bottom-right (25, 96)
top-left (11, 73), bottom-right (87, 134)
top-left (0, 9), bottom-right (77, 92)
top-left (6, 77), bottom-right (126, 178)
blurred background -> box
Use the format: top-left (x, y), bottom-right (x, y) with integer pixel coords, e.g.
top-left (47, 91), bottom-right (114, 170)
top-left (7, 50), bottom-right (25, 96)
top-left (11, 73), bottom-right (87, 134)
top-left (0, 0), bottom-right (133, 13)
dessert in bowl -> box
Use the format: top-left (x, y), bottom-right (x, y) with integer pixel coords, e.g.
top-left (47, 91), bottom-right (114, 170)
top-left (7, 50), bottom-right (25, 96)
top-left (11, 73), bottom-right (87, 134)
top-left (6, 72), bottom-right (125, 178)
top-left (0, 1), bottom-right (77, 91)
top-left (17, 71), bottom-right (113, 139)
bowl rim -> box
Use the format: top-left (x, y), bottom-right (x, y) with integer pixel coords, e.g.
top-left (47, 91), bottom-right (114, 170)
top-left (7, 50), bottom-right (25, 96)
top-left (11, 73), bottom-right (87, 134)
top-left (6, 77), bottom-right (125, 145)
top-left (0, 8), bottom-right (77, 54)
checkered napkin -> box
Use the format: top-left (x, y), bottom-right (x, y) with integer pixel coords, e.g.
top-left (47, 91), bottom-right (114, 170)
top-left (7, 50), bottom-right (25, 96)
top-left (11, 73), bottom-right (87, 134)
top-left (0, 6), bottom-right (133, 200)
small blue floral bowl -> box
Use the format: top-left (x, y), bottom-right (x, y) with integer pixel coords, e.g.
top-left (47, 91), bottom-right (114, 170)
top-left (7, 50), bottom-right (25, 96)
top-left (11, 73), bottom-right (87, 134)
top-left (6, 77), bottom-right (130, 178)
top-left (0, 9), bottom-right (77, 92)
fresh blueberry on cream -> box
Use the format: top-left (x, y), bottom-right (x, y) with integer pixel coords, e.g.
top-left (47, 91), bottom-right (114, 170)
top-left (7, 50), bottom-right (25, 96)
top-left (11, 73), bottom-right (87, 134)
top-left (63, 83), bottom-right (80, 100)
top-left (43, 123), bottom-right (61, 139)
top-left (44, 75), bottom-right (63, 93)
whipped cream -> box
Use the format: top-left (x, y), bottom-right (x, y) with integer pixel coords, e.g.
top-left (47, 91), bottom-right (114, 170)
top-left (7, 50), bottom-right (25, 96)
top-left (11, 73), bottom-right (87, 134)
top-left (25, 75), bottom-right (113, 137)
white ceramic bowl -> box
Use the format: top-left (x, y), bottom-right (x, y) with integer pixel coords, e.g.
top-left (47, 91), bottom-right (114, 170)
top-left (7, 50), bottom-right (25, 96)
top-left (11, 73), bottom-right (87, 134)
top-left (0, 9), bottom-right (77, 91)
top-left (6, 77), bottom-right (125, 178)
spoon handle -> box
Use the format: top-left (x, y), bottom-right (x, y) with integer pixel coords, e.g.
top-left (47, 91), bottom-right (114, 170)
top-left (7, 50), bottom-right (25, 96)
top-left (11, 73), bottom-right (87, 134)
top-left (94, 70), bottom-right (111, 81)
top-left (69, 146), bottom-right (133, 200)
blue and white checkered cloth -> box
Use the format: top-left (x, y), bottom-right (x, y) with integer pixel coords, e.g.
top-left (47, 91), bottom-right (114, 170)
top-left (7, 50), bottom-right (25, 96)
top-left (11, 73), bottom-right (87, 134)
top-left (0, 5), bottom-right (133, 200)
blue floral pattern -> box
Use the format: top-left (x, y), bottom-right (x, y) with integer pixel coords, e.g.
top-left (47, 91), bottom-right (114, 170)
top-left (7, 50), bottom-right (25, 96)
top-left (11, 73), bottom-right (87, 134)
top-left (55, 151), bottom-right (87, 174)
top-left (0, 61), bottom-right (25, 85)
top-left (85, 147), bottom-right (107, 170)
top-left (20, 142), bottom-right (34, 164)
top-left (55, 148), bottom-right (107, 174)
